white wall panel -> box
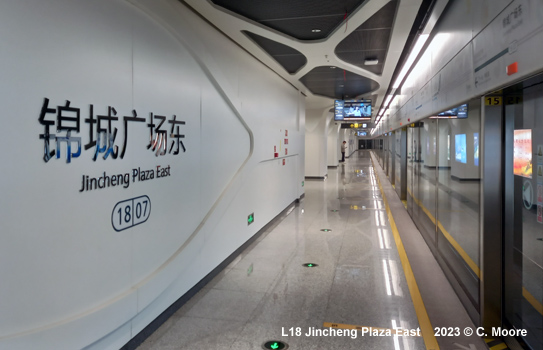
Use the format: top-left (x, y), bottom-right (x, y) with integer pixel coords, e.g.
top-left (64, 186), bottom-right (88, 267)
top-left (472, 0), bottom-right (543, 95)
top-left (0, 0), bottom-right (304, 349)
top-left (471, 0), bottom-right (514, 34)
top-left (429, 0), bottom-right (473, 77)
top-left (381, 0), bottom-right (543, 133)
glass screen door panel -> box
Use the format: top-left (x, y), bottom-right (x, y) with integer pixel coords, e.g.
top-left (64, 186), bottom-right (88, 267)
top-left (411, 118), bottom-right (437, 246)
top-left (504, 76), bottom-right (543, 350)
top-left (407, 126), bottom-right (415, 216)
top-left (436, 103), bottom-right (481, 310)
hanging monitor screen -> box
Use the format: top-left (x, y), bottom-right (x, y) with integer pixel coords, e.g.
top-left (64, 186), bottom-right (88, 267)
top-left (334, 100), bottom-right (372, 121)
top-left (430, 104), bottom-right (468, 118)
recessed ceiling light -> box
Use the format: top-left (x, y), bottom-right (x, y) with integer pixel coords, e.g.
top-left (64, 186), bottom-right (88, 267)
top-left (312, 29), bottom-right (321, 33)
top-left (364, 59), bottom-right (379, 66)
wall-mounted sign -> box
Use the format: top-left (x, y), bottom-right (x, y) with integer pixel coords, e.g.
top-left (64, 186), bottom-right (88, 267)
top-left (79, 165), bottom-right (171, 192)
top-left (112, 195), bottom-right (151, 231)
top-left (341, 123), bottom-right (368, 129)
top-left (484, 96), bottom-right (502, 106)
top-left (38, 98), bottom-right (186, 163)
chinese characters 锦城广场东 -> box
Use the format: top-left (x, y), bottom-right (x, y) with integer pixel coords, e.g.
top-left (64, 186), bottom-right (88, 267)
top-left (38, 98), bottom-right (186, 163)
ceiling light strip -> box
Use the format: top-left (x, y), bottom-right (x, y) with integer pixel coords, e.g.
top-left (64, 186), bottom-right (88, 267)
top-left (392, 34), bottom-right (429, 89)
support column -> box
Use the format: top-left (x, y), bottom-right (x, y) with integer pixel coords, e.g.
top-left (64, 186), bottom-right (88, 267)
top-left (305, 108), bottom-right (331, 179)
top-left (481, 95), bottom-right (503, 331)
top-left (327, 122), bottom-right (340, 167)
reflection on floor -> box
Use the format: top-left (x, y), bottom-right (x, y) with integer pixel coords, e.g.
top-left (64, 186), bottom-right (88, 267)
top-left (137, 151), bottom-right (426, 350)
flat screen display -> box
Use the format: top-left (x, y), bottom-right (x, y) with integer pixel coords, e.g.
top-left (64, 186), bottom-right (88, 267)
top-left (457, 104), bottom-right (468, 118)
top-left (455, 134), bottom-right (467, 164)
top-left (514, 129), bottom-right (532, 178)
top-left (432, 104), bottom-right (468, 118)
top-left (357, 131), bottom-right (367, 137)
top-left (334, 100), bottom-right (371, 121)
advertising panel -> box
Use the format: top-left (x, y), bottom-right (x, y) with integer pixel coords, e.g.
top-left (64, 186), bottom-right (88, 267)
top-left (455, 134), bottom-right (467, 164)
top-left (514, 129), bottom-right (532, 178)
top-left (474, 133), bottom-right (479, 166)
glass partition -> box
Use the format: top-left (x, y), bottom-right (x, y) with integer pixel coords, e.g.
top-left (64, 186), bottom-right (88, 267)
top-left (375, 101), bottom-right (483, 326)
top-left (503, 77), bottom-right (543, 350)
top-left (388, 132), bottom-right (395, 182)
top-left (411, 119), bottom-right (438, 245)
top-left (407, 126), bottom-right (415, 216)
top-left (395, 130), bottom-right (402, 195)
top-left (436, 104), bottom-right (481, 309)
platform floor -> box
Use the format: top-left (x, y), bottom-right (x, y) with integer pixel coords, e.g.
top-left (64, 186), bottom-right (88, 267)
top-left (137, 151), bottom-right (488, 350)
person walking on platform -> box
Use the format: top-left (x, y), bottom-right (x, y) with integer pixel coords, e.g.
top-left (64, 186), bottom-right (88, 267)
top-left (341, 141), bottom-right (347, 162)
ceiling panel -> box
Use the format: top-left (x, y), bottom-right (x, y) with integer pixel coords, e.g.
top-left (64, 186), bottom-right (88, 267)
top-left (261, 16), bottom-right (345, 40)
top-left (211, 0), bottom-right (365, 40)
top-left (334, 0), bottom-right (398, 74)
top-left (299, 66), bottom-right (379, 99)
top-left (244, 31), bottom-right (307, 73)
top-left (336, 28), bottom-right (392, 51)
top-left (357, 0), bottom-right (397, 30)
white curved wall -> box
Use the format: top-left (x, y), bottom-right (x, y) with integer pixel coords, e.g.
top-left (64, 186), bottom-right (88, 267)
top-left (0, 1), bottom-right (304, 349)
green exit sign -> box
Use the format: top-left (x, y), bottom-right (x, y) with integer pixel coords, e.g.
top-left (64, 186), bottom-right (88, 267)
top-left (248, 213), bottom-right (254, 225)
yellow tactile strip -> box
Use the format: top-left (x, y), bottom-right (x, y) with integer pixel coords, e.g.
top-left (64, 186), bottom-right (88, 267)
top-left (371, 157), bottom-right (440, 350)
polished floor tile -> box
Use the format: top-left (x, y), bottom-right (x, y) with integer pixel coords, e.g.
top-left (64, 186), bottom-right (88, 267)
top-left (138, 151), bottom-right (429, 350)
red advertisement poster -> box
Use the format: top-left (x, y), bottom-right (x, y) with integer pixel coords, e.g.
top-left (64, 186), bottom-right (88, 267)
top-left (514, 129), bottom-right (532, 178)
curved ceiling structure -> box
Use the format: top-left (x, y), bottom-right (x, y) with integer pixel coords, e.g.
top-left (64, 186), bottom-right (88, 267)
top-left (243, 31), bottom-right (307, 74)
top-left (210, 0), bottom-right (366, 40)
top-left (182, 0), bottom-right (439, 121)
top-left (335, 0), bottom-right (398, 75)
